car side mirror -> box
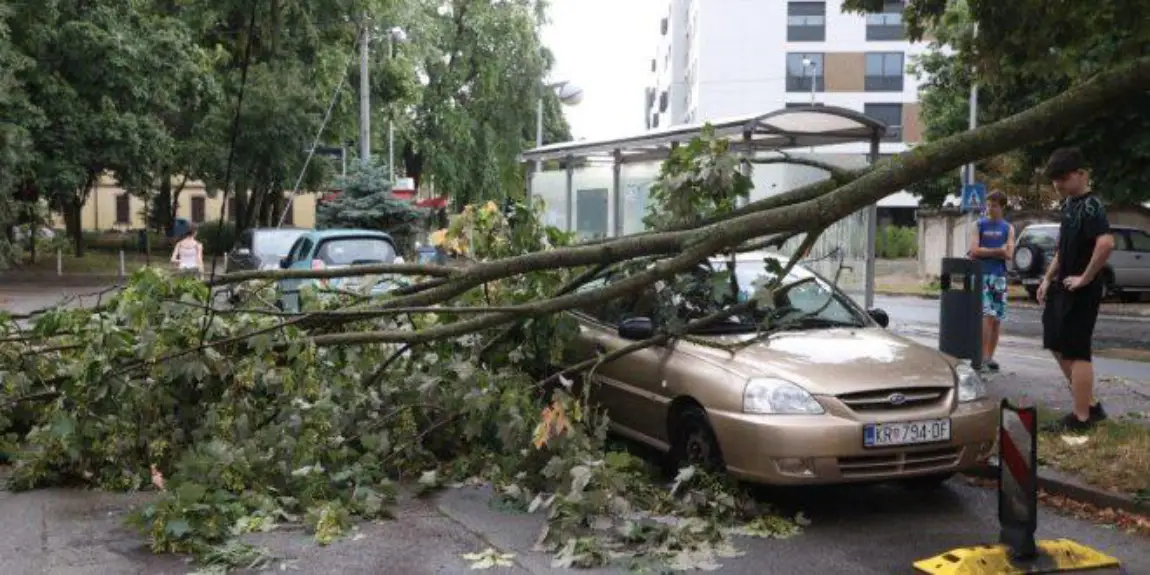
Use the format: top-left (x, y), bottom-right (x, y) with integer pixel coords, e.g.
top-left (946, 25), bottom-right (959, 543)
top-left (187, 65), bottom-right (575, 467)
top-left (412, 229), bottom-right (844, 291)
top-left (868, 308), bottom-right (890, 328)
top-left (279, 257), bottom-right (290, 269)
top-left (617, 316), bottom-right (655, 340)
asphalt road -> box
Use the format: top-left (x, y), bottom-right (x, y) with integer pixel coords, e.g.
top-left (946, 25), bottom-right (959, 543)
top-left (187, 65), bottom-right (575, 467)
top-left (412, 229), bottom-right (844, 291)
top-left (875, 294), bottom-right (1150, 352)
top-left (0, 477), bottom-right (1143, 574)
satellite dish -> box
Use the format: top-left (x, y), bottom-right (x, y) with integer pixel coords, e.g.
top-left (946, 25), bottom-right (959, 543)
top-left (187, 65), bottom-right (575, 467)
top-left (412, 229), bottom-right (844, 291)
top-left (555, 83), bottom-right (584, 106)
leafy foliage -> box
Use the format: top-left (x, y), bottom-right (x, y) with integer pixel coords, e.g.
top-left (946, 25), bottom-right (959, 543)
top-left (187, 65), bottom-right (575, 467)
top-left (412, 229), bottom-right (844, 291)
top-left (316, 164), bottom-right (428, 252)
top-left (0, 132), bottom-right (812, 571)
top-left (845, 0), bottom-right (1150, 205)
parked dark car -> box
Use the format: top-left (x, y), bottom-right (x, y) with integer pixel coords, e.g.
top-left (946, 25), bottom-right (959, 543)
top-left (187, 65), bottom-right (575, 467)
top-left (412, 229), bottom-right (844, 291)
top-left (225, 227), bottom-right (310, 273)
top-left (1009, 222), bottom-right (1150, 302)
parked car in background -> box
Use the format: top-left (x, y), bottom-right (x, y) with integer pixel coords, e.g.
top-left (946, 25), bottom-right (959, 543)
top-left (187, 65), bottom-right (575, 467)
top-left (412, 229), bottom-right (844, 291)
top-left (1010, 222), bottom-right (1150, 302)
top-left (277, 229), bottom-right (400, 311)
top-left (560, 251), bottom-right (996, 487)
top-left (225, 227), bottom-right (310, 273)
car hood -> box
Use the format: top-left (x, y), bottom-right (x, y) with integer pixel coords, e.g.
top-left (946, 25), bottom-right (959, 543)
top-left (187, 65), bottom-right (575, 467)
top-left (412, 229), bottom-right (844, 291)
top-left (690, 327), bottom-right (957, 395)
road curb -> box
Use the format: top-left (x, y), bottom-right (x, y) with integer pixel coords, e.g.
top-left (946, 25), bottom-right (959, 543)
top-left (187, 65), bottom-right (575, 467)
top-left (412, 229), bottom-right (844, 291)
top-left (961, 463), bottom-right (1150, 516)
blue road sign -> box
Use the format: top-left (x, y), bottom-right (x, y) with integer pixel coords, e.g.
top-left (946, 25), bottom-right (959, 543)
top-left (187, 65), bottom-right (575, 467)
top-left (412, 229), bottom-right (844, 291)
top-left (961, 183), bottom-right (986, 213)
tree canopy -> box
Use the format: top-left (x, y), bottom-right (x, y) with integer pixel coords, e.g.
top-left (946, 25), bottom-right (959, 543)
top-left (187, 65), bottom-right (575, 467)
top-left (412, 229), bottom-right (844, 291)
top-left (0, 0), bottom-right (571, 262)
top-left (844, 0), bottom-right (1150, 206)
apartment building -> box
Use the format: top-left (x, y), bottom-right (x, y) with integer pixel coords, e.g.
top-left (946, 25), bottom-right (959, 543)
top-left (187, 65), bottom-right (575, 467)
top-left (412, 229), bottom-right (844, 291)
top-left (646, 0), bottom-right (926, 220)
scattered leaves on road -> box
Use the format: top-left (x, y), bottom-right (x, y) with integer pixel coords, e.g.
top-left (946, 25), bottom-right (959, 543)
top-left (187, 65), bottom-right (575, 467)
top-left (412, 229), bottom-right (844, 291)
top-left (463, 547), bottom-right (516, 570)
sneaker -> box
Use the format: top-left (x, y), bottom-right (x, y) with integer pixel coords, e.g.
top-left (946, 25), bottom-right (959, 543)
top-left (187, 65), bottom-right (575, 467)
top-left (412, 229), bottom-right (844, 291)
top-left (985, 359), bottom-right (1000, 372)
top-left (1090, 402), bottom-right (1108, 422)
top-left (1050, 412), bottom-right (1095, 434)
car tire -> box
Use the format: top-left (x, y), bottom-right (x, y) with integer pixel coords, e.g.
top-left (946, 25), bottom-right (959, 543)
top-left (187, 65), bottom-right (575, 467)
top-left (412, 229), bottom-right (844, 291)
top-left (668, 405), bottom-right (725, 474)
top-left (900, 472), bottom-right (955, 489)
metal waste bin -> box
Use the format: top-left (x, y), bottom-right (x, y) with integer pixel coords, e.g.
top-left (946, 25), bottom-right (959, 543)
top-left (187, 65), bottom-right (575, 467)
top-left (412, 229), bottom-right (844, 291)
top-left (938, 257), bottom-right (983, 368)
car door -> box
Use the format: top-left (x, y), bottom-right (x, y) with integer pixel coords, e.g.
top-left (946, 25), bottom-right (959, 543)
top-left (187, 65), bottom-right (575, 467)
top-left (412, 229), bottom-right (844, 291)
top-left (570, 277), bottom-right (674, 446)
top-left (279, 236), bottom-right (313, 294)
top-left (1122, 230), bottom-right (1150, 287)
top-left (1107, 230), bottom-right (1138, 287)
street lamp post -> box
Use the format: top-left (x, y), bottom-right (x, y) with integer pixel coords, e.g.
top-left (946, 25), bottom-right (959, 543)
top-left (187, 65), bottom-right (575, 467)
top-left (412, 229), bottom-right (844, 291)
top-left (534, 80), bottom-right (583, 172)
top-left (386, 26), bottom-right (408, 181)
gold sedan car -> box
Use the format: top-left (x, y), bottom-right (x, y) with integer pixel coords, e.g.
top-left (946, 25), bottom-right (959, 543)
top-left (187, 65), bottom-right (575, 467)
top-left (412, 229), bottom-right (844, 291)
top-left (567, 252), bottom-right (997, 486)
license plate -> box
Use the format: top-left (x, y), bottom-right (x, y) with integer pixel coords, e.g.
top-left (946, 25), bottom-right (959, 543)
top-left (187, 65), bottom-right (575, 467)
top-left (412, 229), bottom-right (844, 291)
top-left (864, 419), bottom-right (951, 448)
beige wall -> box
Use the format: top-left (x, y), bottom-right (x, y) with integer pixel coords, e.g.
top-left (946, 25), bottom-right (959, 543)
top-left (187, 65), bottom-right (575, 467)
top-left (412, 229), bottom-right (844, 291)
top-left (902, 102), bottom-right (923, 143)
top-left (53, 174), bottom-right (317, 230)
top-left (824, 52), bottom-right (865, 92)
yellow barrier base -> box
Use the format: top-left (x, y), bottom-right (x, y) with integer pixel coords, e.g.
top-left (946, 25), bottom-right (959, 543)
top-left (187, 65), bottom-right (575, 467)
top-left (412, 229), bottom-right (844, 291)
top-left (914, 539), bottom-right (1123, 574)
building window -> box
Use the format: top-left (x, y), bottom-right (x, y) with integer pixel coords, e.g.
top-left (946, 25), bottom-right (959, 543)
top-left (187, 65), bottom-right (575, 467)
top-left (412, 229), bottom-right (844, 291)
top-left (866, 1), bottom-right (906, 41)
top-left (865, 52), bottom-right (904, 91)
top-left (228, 195), bottom-right (239, 222)
top-left (190, 196), bottom-right (206, 223)
top-left (659, 91), bottom-right (669, 113)
top-left (864, 103), bottom-right (903, 141)
top-left (785, 102), bottom-right (826, 109)
top-left (786, 53), bottom-right (825, 92)
top-left (115, 194), bottom-right (131, 225)
top-left (650, 58), bottom-right (656, 72)
top-left (787, 2), bottom-right (826, 42)
top-left (652, 114), bottom-right (660, 129)
top-left (660, 17), bottom-right (668, 35)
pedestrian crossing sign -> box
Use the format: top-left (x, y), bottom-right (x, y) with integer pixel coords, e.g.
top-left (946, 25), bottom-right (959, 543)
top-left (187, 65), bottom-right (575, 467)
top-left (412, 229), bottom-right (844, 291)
top-left (962, 183), bottom-right (986, 213)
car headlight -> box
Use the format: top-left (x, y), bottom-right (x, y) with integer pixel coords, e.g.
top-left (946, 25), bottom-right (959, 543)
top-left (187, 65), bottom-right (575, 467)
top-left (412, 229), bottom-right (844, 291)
top-left (743, 377), bottom-right (824, 415)
top-left (955, 362), bottom-right (986, 402)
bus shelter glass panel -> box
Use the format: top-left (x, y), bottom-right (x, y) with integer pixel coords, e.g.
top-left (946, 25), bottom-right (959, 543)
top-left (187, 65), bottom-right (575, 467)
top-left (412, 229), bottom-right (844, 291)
top-left (779, 208), bottom-right (870, 299)
top-left (619, 162), bottom-right (661, 235)
top-left (571, 163), bottom-right (614, 241)
top-left (531, 169), bottom-right (570, 230)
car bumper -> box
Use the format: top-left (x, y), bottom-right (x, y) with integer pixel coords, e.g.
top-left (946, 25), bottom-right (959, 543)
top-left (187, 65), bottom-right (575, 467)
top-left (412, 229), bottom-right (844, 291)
top-left (706, 398), bottom-right (998, 485)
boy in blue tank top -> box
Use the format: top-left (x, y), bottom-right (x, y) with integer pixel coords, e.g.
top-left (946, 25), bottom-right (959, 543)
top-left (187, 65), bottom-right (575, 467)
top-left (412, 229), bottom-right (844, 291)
top-left (967, 190), bottom-right (1015, 371)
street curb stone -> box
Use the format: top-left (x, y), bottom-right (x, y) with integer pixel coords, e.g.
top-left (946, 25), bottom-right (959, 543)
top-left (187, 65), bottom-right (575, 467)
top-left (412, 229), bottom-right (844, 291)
top-left (962, 463), bottom-right (1150, 516)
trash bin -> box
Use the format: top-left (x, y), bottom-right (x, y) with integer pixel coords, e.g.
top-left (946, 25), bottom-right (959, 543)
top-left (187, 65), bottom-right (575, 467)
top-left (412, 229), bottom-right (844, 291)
top-left (938, 257), bottom-right (983, 368)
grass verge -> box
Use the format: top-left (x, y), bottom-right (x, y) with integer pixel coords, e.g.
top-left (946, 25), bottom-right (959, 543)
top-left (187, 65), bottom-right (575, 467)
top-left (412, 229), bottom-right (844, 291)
top-left (1036, 407), bottom-right (1150, 501)
top-left (12, 250), bottom-right (157, 275)
top-left (875, 279), bottom-right (1030, 300)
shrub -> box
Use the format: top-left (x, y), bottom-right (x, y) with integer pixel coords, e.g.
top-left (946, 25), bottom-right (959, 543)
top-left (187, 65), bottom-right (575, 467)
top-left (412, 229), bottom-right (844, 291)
top-left (195, 221), bottom-right (236, 256)
top-left (877, 225), bottom-right (918, 259)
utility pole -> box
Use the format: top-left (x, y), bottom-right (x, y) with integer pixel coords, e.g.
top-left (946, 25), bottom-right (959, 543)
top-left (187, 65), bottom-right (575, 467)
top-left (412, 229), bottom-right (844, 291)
top-left (388, 36), bottom-right (395, 180)
top-left (359, 21), bottom-right (371, 166)
top-left (963, 22), bottom-right (979, 248)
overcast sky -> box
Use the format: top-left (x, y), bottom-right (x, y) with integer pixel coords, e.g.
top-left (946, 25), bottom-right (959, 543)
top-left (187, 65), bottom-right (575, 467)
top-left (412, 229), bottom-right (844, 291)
top-left (540, 0), bottom-right (664, 141)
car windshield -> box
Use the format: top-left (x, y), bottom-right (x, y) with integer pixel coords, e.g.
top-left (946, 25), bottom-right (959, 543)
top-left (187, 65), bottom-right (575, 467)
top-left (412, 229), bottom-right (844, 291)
top-left (256, 230), bottom-right (306, 258)
top-left (1023, 226), bottom-right (1058, 250)
top-left (315, 237), bottom-right (396, 266)
top-left (595, 257), bottom-right (869, 335)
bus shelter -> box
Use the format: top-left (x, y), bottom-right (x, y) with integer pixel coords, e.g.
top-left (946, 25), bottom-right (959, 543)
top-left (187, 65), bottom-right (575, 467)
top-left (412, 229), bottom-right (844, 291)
top-left (519, 105), bottom-right (887, 307)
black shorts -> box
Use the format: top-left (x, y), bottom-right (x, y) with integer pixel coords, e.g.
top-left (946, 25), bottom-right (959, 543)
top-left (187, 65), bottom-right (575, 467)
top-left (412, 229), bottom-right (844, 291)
top-left (1042, 281), bottom-right (1103, 361)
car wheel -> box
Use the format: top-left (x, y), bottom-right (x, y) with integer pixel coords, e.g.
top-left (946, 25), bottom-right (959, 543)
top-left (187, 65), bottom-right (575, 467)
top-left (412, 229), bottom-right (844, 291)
top-left (900, 472), bottom-right (955, 489)
top-left (668, 405), bottom-right (725, 474)
top-left (1013, 245), bottom-right (1035, 274)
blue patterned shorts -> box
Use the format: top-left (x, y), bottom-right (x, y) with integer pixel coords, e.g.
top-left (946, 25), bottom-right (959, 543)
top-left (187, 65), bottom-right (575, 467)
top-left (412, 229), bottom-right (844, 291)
top-left (982, 274), bottom-right (1007, 321)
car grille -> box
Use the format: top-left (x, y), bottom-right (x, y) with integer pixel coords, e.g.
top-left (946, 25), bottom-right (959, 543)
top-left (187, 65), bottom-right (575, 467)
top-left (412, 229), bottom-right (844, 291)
top-left (837, 447), bottom-right (962, 478)
top-left (837, 386), bottom-right (950, 412)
